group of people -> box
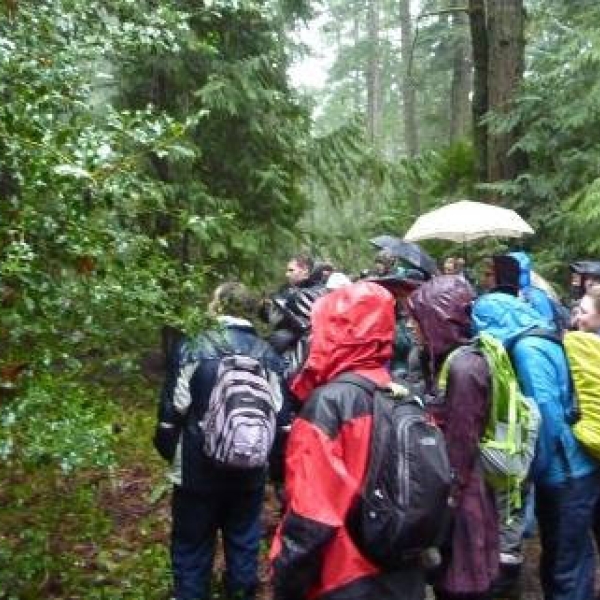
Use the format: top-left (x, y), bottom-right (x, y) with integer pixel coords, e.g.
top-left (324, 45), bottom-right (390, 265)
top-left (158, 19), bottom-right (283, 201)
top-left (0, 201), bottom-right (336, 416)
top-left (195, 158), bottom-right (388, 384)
top-left (153, 247), bottom-right (600, 600)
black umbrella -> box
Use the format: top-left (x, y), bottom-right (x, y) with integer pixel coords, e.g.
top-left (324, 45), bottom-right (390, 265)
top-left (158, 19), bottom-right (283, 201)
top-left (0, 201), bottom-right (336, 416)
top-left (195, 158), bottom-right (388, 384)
top-left (370, 235), bottom-right (438, 278)
top-left (365, 272), bottom-right (426, 298)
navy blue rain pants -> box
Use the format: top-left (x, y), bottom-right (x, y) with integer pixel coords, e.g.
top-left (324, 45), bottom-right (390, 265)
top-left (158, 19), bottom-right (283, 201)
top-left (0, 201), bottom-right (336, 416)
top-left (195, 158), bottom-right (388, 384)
top-left (171, 484), bottom-right (264, 600)
top-left (535, 471), bottom-right (600, 600)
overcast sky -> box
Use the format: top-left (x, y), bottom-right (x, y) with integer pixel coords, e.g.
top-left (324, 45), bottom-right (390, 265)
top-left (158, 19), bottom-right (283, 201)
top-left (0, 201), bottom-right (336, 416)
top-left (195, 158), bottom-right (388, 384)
top-left (288, 12), bottom-right (332, 90)
top-left (287, 0), bottom-right (424, 90)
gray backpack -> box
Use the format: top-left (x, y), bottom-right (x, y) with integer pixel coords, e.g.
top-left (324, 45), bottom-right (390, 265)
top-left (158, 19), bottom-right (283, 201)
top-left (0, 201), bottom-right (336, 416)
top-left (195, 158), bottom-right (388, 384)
top-left (201, 354), bottom-right (276, 470)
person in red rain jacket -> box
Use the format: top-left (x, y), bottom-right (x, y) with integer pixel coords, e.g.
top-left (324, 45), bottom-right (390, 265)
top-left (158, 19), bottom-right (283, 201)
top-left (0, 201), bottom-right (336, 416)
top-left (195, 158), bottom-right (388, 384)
top-left (270, 281), bottom-right (426, 600)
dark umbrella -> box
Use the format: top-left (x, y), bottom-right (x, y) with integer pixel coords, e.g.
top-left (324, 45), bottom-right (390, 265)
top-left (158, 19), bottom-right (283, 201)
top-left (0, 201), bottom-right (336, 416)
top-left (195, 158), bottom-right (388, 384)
top-left (570, 261), bottom-right (600, 277)
top-left (370, 235), bottom-right (438, 278)
top-left (366, 272), bottom-right (426, 299)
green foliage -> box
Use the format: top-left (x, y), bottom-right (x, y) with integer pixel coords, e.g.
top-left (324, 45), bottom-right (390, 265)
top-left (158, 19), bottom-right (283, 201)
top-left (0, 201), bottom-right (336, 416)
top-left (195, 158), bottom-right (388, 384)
top-left (0, 375), bottom-right (172, 598)
top-left (0, 0), bottom-right (203, 370)
top-left (0, 0), bottom-right (321, 376)
top-left (0, 376), bottom-right (116, 472)
top-left (114, 0), bottom-right (314, 276)
top-left (305, 140), bottom-right (476, 272)
top-left (485, 1), bottom-right (600, 269)
top-left (313, 0), bottom-right (471, 155)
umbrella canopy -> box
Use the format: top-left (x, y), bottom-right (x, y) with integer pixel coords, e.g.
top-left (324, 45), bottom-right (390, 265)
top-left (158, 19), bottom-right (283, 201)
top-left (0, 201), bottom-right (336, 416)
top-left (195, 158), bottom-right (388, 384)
top-left (365, 272), bottom-right (426, 299)
top-left (404, 200), bottom-right (534, 243)
top-left (369, 235), bottom-right (438, 277)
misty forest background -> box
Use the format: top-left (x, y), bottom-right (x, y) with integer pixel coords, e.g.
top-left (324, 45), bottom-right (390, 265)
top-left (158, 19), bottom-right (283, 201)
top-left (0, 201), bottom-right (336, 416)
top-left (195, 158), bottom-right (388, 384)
top-left (2, 0), bottom-right (600, 597)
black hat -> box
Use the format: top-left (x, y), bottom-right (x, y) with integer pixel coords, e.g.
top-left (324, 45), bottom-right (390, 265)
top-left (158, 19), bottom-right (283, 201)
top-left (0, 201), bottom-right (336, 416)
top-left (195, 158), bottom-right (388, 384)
top-left (570, 261), bottom-right (600, 277)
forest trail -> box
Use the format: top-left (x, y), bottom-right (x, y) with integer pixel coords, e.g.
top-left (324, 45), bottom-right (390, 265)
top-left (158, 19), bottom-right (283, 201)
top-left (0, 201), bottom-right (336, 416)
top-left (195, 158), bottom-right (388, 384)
top-left (113, 465), bottom-right (547, 600)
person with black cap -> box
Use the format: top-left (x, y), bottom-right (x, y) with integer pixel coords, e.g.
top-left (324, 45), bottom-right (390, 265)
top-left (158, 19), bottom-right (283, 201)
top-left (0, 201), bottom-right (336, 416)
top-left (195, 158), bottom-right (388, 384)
top-left (472, 261), bottom-right (600, 600)
top-left (569, 261), bottom-right (600, 303)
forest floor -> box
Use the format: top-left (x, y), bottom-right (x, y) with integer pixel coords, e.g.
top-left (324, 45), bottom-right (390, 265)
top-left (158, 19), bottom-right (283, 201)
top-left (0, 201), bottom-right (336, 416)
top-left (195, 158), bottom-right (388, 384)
top-left (99, 463), bottom-right (551, 600)
top-left (1, 442), bottom-right (549, 599)
top-left (0, 376), bottom-right (584, 599)
top-left (94, 465), bottom-right (550, 600)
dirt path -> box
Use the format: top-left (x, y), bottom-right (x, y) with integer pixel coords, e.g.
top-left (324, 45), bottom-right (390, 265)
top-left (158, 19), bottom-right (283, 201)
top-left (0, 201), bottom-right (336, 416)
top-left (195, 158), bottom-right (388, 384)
top-left (100, 469), bottom-right (555, 600)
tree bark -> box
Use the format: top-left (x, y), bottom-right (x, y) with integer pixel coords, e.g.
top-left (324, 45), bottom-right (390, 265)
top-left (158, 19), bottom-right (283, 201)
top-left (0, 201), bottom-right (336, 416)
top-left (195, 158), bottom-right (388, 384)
top-left (399, 0), bottom-right (419, 158)
top-left (353, 2), bottom-right (362, 112)
top-left (468, 0), bottom-right (525, 195)
top-left (366, 0), bottom-right (382, 145)
top-left (450, 10), bottom-right (472, 142)
top-left (468, 0), bottom-right (488, 184)
top-left (486, 0), bottom-right (526, 185)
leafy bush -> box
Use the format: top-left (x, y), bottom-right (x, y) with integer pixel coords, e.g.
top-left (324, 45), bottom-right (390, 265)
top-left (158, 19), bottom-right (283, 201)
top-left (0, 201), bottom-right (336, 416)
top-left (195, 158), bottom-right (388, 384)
top-left (0, 0), bottom-right (317, 377)
top-left (0, 374), bottom-right (172, 598)
top-left (0, 376), bottom-right (116, 473)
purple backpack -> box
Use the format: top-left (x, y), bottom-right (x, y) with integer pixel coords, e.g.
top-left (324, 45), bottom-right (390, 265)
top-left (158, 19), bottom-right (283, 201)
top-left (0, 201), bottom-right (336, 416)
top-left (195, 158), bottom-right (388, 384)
top-left (201, 354), bottom-right (276, 470)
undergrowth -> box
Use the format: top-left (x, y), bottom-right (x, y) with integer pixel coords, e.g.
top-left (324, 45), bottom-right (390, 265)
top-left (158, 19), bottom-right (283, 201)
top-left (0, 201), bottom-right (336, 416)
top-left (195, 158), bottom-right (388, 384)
top-left (0, 374), bottom-right (172, 599)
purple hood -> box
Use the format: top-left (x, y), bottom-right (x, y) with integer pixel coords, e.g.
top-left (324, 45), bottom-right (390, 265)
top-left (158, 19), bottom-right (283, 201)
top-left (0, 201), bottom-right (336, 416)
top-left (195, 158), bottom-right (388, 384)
top-left (407, 275), bottom-right (476, 365)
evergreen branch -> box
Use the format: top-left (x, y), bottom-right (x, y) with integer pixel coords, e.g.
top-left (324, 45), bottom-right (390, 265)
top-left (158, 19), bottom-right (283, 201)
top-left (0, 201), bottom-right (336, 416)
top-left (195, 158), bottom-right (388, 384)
top-left (408, 7), bottom-right (470, 84)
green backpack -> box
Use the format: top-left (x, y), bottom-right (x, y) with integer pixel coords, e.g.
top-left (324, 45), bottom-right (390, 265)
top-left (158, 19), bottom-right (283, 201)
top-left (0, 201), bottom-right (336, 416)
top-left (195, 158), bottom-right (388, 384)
top-left (438, 333), bottom-right (540, 511)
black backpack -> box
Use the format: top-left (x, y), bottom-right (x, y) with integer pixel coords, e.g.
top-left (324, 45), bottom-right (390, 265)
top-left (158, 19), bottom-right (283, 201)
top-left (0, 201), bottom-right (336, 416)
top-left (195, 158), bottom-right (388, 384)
top-left (343, 375), bottom-right (453, 569)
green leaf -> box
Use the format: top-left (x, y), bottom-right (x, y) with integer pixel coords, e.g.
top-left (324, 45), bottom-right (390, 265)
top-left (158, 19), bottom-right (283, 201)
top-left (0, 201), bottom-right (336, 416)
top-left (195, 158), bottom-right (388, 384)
top-left (53, 165), bottom-right (93, 179)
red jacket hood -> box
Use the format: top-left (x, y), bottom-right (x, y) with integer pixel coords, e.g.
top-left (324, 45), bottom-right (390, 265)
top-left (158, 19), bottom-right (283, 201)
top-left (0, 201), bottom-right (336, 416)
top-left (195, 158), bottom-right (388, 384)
top-left (291, 281), bottom-right (395, 400)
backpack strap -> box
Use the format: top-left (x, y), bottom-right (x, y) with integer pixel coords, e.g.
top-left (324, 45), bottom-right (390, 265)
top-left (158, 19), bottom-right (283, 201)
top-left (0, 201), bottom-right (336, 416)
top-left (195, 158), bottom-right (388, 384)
top-left (437, 342), bottom-right (480, 393)
top-left (334, 373), bottom-right (378, 396)
top-left (204, 329), bottom-right (234, 357)
top-left (506, 327), bottom-right (579, 425)
top-left (505, 327), bottom-right (563, 350)
top-left (335, 373), bottom-right (425, 415)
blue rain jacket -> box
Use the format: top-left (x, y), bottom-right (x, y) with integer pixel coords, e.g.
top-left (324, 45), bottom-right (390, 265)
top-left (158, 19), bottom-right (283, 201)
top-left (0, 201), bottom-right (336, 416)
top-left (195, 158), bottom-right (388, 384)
top-left (472, 292), bottom-right (598, 486)
top-left (509, 251), bottom-right (555, 323)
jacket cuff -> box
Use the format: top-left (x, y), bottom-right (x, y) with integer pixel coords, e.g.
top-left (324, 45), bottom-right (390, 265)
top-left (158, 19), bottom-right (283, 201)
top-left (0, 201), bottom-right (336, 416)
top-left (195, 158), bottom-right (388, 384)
top-left (153, 423), bottom-right (180, 462)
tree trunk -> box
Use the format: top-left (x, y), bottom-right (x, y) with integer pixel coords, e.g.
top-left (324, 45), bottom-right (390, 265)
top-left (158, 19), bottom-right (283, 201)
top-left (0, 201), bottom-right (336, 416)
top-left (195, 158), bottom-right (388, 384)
top-left (468, 0), bottom-right (488, 184)
top-left (486, 0), bottom-right (525, 186)
top-left (366, 0), bottom-right (381, 145)
top-left (399, 0), bottom-right (419, 158)
top-left (450, 10), bottom-right (472, 142)
top-left (353, 2), bottom-right (362, 112)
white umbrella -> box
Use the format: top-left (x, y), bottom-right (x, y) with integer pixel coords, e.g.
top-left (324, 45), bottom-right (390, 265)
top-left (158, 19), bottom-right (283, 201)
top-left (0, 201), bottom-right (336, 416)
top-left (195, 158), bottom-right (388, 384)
top-left (404, 200), bottom-right (534, 243)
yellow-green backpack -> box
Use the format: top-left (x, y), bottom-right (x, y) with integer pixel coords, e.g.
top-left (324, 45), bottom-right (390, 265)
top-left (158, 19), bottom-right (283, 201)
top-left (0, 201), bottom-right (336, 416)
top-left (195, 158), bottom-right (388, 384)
top-left (565, 331), bottom-right (600, 460)
top-left (439, 333), bottom-right (540, 508)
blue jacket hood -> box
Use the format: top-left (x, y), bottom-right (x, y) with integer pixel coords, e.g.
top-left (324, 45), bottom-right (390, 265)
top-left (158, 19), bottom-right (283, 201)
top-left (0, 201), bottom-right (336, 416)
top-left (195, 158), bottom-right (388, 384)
top-left (472, 291), bottom-right (552, 345)
top-left (509, 251), bottom-right (532, 289)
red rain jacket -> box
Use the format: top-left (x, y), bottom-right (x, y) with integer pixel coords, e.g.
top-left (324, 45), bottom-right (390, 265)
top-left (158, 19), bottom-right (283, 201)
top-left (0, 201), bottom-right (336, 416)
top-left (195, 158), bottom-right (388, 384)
top-left (271, 282), bottom-right (425, 599)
